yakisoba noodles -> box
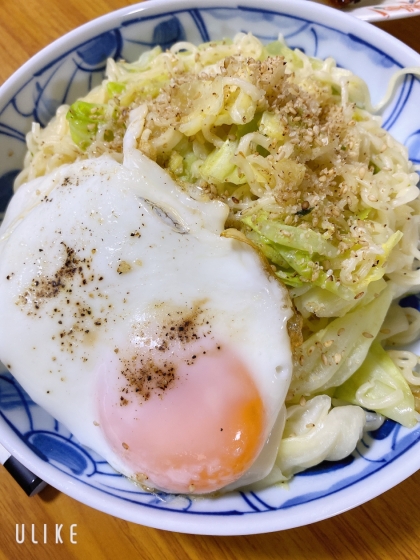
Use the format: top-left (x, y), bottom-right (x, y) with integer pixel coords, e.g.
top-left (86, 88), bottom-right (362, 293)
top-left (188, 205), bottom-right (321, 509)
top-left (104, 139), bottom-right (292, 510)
top-left (12, 33), bottom-right (420, 480)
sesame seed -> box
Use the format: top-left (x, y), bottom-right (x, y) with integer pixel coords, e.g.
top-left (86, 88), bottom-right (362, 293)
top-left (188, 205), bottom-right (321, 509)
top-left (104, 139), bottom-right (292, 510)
top-left (362, 332), bottom-right (374, 338)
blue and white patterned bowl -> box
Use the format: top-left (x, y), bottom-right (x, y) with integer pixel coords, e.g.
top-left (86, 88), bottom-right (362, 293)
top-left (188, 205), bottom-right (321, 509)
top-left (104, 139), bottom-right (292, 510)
top-left (1, 0), bottom-right (420, 535)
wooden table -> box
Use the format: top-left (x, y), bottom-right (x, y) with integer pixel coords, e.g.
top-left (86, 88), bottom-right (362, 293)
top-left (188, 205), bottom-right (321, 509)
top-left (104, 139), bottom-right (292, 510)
top-left (1, 1), bottom-right (420, 558)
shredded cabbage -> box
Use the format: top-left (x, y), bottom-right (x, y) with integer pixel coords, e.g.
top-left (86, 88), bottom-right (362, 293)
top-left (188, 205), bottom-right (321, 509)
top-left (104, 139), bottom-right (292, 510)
top-left (335, 341), bottom-right (417, 428)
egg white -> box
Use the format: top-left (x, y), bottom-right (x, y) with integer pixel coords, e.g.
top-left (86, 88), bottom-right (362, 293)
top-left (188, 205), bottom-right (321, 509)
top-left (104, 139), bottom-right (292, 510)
top-left (0, 149), bottom-right (293, 492)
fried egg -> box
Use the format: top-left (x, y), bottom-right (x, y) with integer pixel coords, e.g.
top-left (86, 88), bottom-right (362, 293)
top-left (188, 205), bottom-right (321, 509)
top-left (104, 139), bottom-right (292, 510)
top-left (0, 147), bottom-right (293, 494)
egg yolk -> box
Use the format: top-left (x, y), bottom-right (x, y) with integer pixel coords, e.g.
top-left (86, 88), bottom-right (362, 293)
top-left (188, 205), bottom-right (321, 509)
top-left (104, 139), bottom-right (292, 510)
top-left (98, 343), bottom-right (265, 494)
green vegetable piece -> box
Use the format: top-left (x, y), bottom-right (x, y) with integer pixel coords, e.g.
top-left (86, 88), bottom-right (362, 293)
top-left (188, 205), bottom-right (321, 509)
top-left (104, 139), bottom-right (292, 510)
top-left (369, 161), bottom-right (381, 175)
top-left (107, 82), bottom-right (126, 97)
top-left (260, 111), bottom-right (285, 142)
top-left (275, 269), bottom-right (305, 288)
top-left (256, 144), bottom-right (270, 157)
top-left (242, 213), bottom-right (339, 258)
top-left (263, 41), bottom-right (284, 57)
top-left (289, 286), bottom-right (393, 398)
top-left (262, 42), bottom-right (303, 67)
top-left (245, 230), bottom-right (290, 268)
top-left (335, 341), bottom-right (417, 428)
top-left (200, 139), bottom-right (247, 184)
top-left (66, 101), bottom-right (107, 150)
top-left (181, 152), bottom-right (199, 182)
top-left (236, 115), bottom-right (260, 137)
top-left (244, 230), bottom-right (303, 287)
top-left (168, 151), bottom-right (184, 176)
top-left (295, 277), bottom-right (387, 318)
top-left (357, 208), bottom-right (371, 220)
top-left (278, 247), bottom-right (356, 301)
top-left (356, 231), bottom-right (402, 290)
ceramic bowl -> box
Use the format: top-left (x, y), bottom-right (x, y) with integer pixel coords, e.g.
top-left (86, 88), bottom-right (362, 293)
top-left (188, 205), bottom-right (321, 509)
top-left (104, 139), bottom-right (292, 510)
top-left (0, 0), bottom-right (420, 535)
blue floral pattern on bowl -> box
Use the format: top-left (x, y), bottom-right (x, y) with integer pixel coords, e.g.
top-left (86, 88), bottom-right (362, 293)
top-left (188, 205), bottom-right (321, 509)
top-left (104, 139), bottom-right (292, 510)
top-left (0, 0), bottom-right (419, 534)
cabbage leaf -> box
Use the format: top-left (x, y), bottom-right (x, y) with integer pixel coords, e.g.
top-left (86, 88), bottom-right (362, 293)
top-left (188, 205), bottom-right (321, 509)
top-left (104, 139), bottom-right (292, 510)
top-left (288, 286), bottom-right (393, 398)
top-left (277, 395), bottom-right (365, 478)
top-left (335, 341), bottom-right (417, 428)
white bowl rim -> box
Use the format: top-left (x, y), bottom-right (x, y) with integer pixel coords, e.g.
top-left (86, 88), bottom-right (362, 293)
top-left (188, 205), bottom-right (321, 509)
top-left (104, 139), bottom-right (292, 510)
top-left (1, 0), bottom-right (419, 106)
